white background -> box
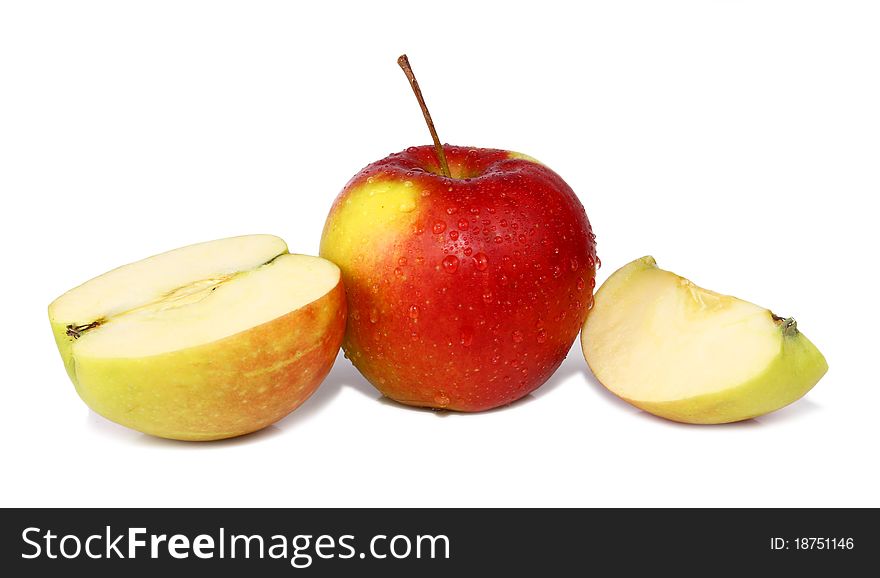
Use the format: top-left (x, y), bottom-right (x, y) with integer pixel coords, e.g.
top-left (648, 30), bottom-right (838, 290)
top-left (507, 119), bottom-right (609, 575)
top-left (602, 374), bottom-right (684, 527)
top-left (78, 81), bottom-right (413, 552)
top-left (1, 1), bottom-right (878, 507)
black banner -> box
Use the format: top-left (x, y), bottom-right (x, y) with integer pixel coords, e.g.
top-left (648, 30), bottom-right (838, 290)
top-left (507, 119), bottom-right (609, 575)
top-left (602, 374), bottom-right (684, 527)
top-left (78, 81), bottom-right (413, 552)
top-left (1, 508), bottom-right (876, 575)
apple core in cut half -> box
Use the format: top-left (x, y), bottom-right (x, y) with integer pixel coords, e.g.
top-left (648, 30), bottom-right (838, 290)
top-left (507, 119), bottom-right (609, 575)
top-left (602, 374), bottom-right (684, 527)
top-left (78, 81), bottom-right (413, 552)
top-left (581, 256), bottom-right (827, 424)
top-left (49, 235), bottom-right (346, 441)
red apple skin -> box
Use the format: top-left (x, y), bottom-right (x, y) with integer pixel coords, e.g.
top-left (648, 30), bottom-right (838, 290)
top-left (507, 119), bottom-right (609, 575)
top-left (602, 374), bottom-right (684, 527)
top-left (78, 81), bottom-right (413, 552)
top-left (320, 145), bottom-right (597, 411)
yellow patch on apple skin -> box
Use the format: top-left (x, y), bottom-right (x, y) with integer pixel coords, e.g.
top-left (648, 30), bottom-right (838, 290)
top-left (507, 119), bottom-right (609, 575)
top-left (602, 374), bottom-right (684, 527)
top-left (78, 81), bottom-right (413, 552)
top-left (320, 178), bottom-right (421, 273)
top-left (507, 151), bottom-right (544, 165)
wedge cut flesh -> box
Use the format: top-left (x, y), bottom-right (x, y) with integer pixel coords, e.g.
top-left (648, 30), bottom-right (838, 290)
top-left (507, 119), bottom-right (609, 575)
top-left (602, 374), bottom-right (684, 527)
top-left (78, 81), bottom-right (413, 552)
top-left (581, 256), bottom-right (827, 424)
top-left (49, 235), bottom-right (346, 441)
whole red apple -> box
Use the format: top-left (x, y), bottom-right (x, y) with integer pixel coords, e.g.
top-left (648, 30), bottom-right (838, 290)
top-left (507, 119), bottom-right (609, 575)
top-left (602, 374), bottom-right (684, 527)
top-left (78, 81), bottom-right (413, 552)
top-left (320, 144), bottom-right (597, 411)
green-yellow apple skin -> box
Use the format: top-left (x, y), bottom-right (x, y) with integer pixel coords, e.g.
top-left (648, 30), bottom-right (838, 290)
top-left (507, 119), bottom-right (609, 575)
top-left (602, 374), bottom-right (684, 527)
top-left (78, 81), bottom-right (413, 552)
top-left (320, 145), bottom-right (597, 411)
top-left (581, 256), bottom-right (828, 424)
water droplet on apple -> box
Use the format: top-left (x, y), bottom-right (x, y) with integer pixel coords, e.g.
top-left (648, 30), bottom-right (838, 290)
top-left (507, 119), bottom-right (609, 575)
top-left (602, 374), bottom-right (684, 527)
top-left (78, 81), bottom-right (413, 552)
top-left (398, 256), bottom-right (408, 266)
top-left (434, 393), bottom-right (450, 407)
top-left (577, 278), bottom-right (585, 291)
top-left (512, 330), bottom-right (524, 343)
top-left (460, 327), bottom-right (474, 347)
top-left (446, 206), bottom-right (458, 215)
top-left (449, 230), bottom-right (459, 241)
top-left (403, 180), bottom-right (413, 188)
top-left (369, 308), bottom-right (379, 323)
top-left (398, 199), bottom-right (416, 213)
top-left (596, 257), bottom-right (602, 270)
top-left (432, 221), bottom-right (446, 234)
top-left (570, 257), bottom-right (579, 271)
top-left (463, 247), bottom-right (473, 256)
top-left (482, 290), bottom-right (493, 303)
top-left (493, 236), bottom-right (503, 244)
top-left (473, 253), bottom-right (489, 271)
top-left (441, 255), bottom-right (459, 273)
top-left (458, 218), bottom-right (469, 230)
top-left (409, 305), bottom-right (420, 319)
top-left (537, 329), bottom-right (547, 344)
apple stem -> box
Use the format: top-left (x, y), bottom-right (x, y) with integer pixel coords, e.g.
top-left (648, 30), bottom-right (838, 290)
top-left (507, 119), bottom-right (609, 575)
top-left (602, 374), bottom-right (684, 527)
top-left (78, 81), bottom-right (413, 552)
top-left (397, 54), bottom-right (451, 178)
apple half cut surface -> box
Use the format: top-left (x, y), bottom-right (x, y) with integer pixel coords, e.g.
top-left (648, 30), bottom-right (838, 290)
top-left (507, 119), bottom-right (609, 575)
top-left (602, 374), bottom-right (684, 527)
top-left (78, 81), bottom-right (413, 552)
top-left (49, 235), bottom-right (346, 441)
top-left (581, 256), bottom-right (827, 424)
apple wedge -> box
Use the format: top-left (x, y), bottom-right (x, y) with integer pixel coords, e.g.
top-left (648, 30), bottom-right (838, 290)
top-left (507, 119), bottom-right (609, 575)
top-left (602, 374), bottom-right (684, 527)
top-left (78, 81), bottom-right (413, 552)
top-left (581, 256), bottom-right (827, 424)
top-left (49, 235), bottom-right (346, 441)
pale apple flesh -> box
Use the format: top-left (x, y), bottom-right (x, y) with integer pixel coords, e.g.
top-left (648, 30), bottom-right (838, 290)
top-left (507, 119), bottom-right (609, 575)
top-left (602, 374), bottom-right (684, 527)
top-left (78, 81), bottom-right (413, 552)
top-left (49, 235), bottom-right (346, 441)
top-left (581, 256), bottom-right (827, 424)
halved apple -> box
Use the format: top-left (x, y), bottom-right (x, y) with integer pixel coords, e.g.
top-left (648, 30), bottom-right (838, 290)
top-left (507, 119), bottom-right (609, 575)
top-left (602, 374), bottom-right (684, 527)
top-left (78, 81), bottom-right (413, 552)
top-left (49, 235), bottom-right (346, 441)
top-left (581, 256), bottom-right (827, 424)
